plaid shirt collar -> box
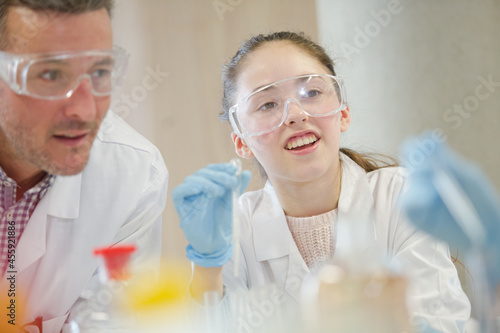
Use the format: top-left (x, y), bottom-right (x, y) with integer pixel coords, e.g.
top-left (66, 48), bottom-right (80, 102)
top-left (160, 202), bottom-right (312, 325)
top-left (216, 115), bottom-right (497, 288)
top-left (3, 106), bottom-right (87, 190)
top-left (0, 167), bottom-right (56, 210)
top-left (0, 167), bottom-right (56, 277)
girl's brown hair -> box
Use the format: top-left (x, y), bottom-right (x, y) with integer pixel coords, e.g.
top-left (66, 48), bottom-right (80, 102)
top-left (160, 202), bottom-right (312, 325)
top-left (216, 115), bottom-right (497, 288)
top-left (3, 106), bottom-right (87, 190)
top-left (220, 31), bottom-right (397, 175)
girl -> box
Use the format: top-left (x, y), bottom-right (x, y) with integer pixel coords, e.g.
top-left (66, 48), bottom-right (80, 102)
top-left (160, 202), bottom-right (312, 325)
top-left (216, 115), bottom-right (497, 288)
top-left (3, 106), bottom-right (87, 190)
top-left (172, 31), bottom-right (470, 332)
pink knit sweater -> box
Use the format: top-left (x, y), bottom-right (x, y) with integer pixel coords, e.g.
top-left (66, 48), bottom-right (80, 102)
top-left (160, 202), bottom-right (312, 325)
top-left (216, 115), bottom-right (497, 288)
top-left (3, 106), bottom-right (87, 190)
top-left (286, 209), bottom-right (337, 269)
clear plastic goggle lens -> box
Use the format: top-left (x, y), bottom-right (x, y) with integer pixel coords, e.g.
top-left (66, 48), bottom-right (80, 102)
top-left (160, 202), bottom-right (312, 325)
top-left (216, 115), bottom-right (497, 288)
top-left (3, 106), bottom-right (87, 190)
top-left (4, 46), bottom-right (129, 100)
top-left (230, 74), bottom-right (346, 138)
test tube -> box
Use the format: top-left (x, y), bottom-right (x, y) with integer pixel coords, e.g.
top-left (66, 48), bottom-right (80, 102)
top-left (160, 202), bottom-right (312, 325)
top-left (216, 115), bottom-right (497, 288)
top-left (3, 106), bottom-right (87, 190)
top-left (204, 291), bottom-right (223, 333)
top-left (230, 158), bottom-right (242, 277)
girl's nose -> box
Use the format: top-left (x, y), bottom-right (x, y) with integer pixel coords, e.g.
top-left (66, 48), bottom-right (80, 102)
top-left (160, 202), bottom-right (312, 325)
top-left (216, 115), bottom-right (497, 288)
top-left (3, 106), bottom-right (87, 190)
top-left (284, 98), bottom-right (309, 125)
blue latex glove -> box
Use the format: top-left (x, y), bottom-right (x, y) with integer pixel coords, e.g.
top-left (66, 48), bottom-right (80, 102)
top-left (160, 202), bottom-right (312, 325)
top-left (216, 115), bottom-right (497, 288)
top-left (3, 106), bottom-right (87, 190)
top-left (399, 133), bottom-right (500, 287)
top-left (172, 163), bottom-right (251, 267)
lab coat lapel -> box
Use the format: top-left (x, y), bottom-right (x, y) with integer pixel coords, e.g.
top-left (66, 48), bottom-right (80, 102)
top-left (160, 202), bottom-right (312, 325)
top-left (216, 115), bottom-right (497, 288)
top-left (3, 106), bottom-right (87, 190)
top-left (253, 182), bottom-right (289, 263)
top-left (16, 196), bottom-right (49, 273)
top-left (336, 154), bottom-right (377, 250)
top-left (46, 173), bottom-right (82, 218)
top-left (16, 174), bottom-right (82, 273)
top-left (252, 182), bottom-right (309, 302)
top-left (251, 156), bottom-right (378, 303)
top-left (283, 245), bottom-right (310, 302)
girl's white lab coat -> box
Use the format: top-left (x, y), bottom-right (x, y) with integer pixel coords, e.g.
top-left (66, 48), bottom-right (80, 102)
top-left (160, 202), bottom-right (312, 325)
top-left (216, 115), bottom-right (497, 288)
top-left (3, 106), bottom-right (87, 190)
top-left (223, 153), bottom-right (471, 332)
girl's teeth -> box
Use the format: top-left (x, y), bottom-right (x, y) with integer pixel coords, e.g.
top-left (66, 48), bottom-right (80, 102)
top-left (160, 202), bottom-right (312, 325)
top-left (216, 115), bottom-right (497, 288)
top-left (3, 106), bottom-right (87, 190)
top-left (286, 135), bottom-right (318, 150)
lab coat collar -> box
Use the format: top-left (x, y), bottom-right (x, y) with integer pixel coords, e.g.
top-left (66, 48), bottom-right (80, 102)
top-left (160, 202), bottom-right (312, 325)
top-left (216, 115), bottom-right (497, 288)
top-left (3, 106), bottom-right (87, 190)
top-left (16, 173), bottom-right (82, 273)
top-left (253, 182), bottom-right (290, 262)
top-left (250, 153), bottom-right (377, 301)
top-left (46, 173), bottom-right (82, 219)
top-left (251, 182), bottom-right (308, 302)
top-left (335, 153), bottom-right (378, 257)
top-left (337, 153), bottom-right (375, 227)
top-left (252, 153), bottom-right (375, 261)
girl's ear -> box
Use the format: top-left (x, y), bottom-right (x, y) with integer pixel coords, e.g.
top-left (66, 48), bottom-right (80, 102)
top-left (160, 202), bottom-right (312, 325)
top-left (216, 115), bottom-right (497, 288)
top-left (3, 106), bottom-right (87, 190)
top-left (232, 132), bottom-right (254, 159)
top-left (340, 105), bottom-right (351, 132)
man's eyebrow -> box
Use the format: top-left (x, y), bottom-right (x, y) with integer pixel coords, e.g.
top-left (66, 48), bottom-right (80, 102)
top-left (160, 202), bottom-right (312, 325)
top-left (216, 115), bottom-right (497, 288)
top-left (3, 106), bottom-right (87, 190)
top-left (30, 56), bottom-right (115, 68)
top-left (93, 57), bottom-right (115, 66)
top-left (33, 59), bottom-right (71, 66)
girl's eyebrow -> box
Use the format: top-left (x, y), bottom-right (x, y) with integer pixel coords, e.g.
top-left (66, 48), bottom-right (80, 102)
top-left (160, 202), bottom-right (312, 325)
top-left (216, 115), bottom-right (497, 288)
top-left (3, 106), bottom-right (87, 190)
top-left (251, 75), bottom-right (314, 95)
top-left (252, 83), bottom-right (278, 95)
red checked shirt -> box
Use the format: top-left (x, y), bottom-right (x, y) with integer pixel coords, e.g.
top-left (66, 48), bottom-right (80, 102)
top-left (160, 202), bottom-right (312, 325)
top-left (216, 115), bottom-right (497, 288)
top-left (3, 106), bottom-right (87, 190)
top-left (0, 168), bottom-right (55, 277)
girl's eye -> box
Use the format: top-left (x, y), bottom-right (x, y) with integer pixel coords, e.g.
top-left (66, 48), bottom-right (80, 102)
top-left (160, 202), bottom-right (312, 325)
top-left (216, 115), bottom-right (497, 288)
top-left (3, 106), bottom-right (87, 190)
top-left (305, 89), bottom-right (321, 98)
top-left (259, 102), bottom-right (278, 111)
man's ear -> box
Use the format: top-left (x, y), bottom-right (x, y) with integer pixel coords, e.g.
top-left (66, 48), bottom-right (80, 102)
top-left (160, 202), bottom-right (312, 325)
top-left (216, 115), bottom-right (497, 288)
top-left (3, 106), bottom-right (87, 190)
top-left (231, 132), bottom-right (254, 159)
top-left (340, 105), bottom-right (351, 132)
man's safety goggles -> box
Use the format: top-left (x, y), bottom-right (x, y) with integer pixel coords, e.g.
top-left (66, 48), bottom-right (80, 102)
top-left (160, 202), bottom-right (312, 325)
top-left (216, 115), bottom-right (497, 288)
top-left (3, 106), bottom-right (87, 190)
top-left (0, 46), bottom-right (129, 100)
top-left (229, 74), bottom-right (347, 138)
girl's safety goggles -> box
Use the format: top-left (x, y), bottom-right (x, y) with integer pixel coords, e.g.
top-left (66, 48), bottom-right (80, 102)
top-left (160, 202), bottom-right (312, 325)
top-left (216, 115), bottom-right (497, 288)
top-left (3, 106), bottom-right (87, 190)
top-left (229, 74), bottom-right (347, 138)
top-left (0, 46), bottom-right (129, 100)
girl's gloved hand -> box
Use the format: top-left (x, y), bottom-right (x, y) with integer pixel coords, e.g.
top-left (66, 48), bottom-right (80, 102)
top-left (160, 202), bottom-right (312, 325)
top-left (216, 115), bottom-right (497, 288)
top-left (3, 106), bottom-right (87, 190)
top-left (172, 163), bottom-right (251, 267)
top-left (399, 133), bottom-right (500, 287)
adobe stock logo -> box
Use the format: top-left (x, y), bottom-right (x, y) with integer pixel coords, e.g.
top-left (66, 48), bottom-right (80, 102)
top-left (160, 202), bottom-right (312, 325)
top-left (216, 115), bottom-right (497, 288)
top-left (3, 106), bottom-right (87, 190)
top-left (213, 0), bottom-right (243, 21)
top-left (442, 74), bottom-right (500, 130)
top-left (235, 287), bottom-right (287, 333)
top-left (98, 65), bottom-right (168, 135)
top-left (110, 65), bottom-right (169, 119)
top-left (338, 0), bottom-right (408, 59)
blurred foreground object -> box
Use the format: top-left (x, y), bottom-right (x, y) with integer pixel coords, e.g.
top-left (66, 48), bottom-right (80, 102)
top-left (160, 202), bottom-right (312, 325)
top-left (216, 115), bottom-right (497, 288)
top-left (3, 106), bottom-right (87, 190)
top-left (399, 132), bottom-right (500, 332)
top-left (301, 216), bottom-right (413, 333)
top-left (124, 260), bottom-right (193, 332)
top-left (94, 245), bottom-right (137, 281)
top-left (68, 244), bottom-right (137, 332)
top-left (302, 264), bottom-right (410, 333)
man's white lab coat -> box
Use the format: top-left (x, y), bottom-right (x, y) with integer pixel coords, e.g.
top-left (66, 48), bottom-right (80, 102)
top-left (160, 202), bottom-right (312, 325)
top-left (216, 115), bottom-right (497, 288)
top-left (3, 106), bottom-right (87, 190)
top-left (2, 111), bottom-right (168, 332)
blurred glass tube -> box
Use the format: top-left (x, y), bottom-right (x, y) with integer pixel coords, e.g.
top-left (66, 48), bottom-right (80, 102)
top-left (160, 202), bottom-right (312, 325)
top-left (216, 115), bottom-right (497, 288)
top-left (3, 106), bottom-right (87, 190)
top-left (432, 168), bottom-right (496, 333)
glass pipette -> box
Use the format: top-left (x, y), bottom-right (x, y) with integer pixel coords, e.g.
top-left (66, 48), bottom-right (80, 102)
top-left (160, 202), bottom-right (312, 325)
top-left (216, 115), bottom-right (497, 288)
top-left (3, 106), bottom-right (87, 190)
top-left (230, 158), bottom-right (242, 277)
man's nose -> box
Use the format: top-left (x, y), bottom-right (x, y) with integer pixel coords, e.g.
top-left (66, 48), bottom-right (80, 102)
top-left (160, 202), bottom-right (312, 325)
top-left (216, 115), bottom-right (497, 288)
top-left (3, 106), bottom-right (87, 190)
top-left (63, 76), bottom-right (98, 121)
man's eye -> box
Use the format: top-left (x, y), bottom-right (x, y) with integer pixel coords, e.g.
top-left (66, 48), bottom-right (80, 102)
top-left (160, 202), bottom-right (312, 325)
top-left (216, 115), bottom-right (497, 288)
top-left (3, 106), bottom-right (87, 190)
top-left (40, 70), bottom-right (63, 81)
top-left (92, 68), bottom-right (112, 78)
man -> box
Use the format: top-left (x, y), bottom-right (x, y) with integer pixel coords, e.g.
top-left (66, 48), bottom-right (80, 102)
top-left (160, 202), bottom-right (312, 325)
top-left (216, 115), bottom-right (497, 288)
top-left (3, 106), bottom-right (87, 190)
top-left (0, 1), bottom-right (168, 331)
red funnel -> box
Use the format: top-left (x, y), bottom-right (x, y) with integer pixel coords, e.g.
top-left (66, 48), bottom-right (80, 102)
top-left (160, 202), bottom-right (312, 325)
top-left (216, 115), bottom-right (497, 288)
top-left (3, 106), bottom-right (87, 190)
top-left (94, 244), bottom-right (137, 280)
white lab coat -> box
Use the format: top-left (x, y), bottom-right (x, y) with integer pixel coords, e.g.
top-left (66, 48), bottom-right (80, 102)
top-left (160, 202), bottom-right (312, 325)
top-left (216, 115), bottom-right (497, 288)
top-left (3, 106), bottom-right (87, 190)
top-left (0, 111), bottom-right (168, 333)
top-left (223, 153), bottom-right (471, 332)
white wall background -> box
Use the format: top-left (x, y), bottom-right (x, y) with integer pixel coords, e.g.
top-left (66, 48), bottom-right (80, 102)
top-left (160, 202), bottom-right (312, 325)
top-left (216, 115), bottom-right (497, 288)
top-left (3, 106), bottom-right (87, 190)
top-left (109, 0), bottom-right (499, 264)
top-left (110, 0), bottom-right (318, 260)
top-left (316, 0), bottom-right (500, 191)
